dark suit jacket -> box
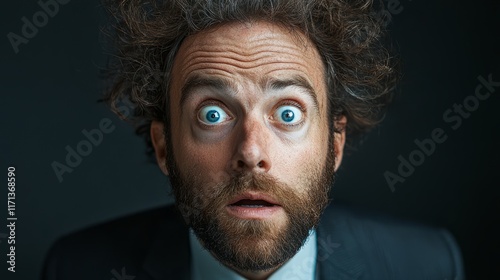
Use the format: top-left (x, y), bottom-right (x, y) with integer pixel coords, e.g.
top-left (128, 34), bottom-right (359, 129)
top-left (42, 203), bottom-right (464, 279)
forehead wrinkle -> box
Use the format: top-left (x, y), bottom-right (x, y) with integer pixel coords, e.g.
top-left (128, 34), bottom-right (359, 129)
top-left (177, 54), bottom-right (321, 100)
top-left (187, 25), bottom-right (303, 49)
top-left (179, 46), bottom-right (317, 77)
top-left (172, 20), bottom-right (327, 110)
top-left (181, 52), bottom-right (275, 66)
top-left (181, 33), bottom-right (312, 61)
top-left (182, 45), bottom-right (305, 61)
top-left (181, 59), bottom-right (313, 75)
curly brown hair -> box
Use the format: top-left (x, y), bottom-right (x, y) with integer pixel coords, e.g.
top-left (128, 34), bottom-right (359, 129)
top-left (102, 0), bottom-right (398, 159)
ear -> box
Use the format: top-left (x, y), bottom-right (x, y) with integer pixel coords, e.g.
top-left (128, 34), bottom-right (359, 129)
top-left (150, 120), bottom-right (169, 176)
top-left (333, 116), bottom-right (347, 172)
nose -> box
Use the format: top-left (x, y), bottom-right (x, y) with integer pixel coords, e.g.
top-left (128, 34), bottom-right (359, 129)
top-left (229, 117), bottom-right (271, 174)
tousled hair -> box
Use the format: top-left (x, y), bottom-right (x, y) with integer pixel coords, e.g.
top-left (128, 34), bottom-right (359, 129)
top-left (102, 0), bottom-right (399, 159)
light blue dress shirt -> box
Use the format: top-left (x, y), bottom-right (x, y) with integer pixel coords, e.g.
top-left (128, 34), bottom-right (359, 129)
top-left (189, 229), bottom-right (317, 280)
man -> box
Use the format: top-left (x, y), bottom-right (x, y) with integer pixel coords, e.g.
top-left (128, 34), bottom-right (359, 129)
top-left (42, 0), bottom-right (464, 279)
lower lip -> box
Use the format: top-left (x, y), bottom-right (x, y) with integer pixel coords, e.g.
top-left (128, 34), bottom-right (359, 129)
top-left (226, 205), bottom-right (283, 219)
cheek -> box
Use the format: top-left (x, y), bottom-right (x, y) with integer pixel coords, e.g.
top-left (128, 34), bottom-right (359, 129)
top-left (271, 136), bottom-right (326, 188)
top-left (175, 131), bottom-right (233, 185)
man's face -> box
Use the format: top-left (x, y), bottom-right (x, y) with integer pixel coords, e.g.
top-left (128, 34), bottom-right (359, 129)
top-left (151, 21), bottom-right (345, 274)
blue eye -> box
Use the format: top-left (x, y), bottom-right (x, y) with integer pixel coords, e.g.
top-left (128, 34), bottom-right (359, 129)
top-left (274, 105), bottom-right (303, 125)
top-left (198, 105), bottom-right (229, 125)
top-left (206, 110), bottom-right (220, 122)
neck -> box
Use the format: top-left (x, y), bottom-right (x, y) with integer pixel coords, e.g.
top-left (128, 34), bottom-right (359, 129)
top-left (211, 250), bottom-right (284, 280)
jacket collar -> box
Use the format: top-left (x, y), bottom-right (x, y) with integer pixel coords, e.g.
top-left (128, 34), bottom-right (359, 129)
top-left (142, 206), bottom-right (192, 280)
top-left (315, 206), bottom-right (367, 280)
top-left (141, 205), bottom-right (367, 280)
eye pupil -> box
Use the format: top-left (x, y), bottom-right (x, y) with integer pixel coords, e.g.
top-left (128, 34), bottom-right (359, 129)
top-left (206, 110), bottom-right (220, 122)
top-left (281, 109), bottom-right (294, 122)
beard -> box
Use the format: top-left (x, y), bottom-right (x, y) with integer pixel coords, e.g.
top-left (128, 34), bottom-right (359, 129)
top-left (165, 132), bottom-right (336, 273)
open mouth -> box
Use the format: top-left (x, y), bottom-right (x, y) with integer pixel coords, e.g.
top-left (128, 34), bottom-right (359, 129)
top-left (226, 193), bottom-right (283, 219)
top-left (230, 199), bottom-right (277, 208)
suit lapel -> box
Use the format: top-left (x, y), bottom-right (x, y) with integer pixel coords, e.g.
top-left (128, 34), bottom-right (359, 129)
top-left (316, 207), bottom-right (367, 280)
top-left (141, 206), bottom-right (192, 280)
top-left (138, 205), bottom-right (366, 280)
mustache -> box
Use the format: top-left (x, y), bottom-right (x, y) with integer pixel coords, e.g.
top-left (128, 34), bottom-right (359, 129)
top-left (216, 172), bottom-right (285, 196)
top-left (174, 170), bottom-right (311, 225)
top-left (201, 172), bottom-right (303, 215)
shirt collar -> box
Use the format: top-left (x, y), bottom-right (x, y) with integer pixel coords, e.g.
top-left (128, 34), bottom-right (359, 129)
top-left (189, 229), bottom-right (317, 280)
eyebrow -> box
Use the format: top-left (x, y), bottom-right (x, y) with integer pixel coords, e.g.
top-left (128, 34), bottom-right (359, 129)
top-left (180, 75), bottom-right (236, 107)
top-left (264, 75), bottom-right (320, 110)
top-left (179, 74), bottom-right (320, 109)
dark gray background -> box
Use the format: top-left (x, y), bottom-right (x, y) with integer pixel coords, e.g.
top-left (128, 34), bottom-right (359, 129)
top-left (1, 0), bottom-right (499, 279)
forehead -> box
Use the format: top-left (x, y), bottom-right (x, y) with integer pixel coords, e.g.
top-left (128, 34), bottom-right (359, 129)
top-left (170, 20), bottom-right (326, 101)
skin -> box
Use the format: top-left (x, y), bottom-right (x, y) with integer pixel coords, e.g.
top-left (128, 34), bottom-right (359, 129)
top-left (150, 20), bottom-right (346, 280)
